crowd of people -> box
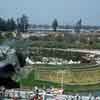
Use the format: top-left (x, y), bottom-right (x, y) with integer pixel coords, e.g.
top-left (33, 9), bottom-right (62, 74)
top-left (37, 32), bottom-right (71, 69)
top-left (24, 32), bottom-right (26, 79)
top-left (0, 87), bottom-right (44, 100)
top-left (0, 87), bottom-right (100, 100)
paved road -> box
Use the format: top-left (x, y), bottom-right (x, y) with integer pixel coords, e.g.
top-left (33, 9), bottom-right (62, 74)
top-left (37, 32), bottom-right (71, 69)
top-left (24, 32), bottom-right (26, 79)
top-left (32, 47), bottom-right (100, 55)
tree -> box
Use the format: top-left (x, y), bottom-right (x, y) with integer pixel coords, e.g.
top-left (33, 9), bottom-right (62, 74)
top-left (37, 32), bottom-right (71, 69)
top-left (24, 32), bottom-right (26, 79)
top-left (52, 19), bottom-right (58, 31)
top-left (0, 17), bottom-right (16, 32)
top-left (10, 18), bottom-right (16, 31)
top-left (74, 19), bottom-right (82, 33)
top-left (17, 14), bottom-right (29, 33)
top-left (17, 18), bottom-right (21, 33)
top-left (15, 49), bottom-right (26, 67)
top-left (0, 17), bottom-right (7, 31)
top-left (7, 18), bottom-right (16, 31)
top-left (20, 14), bottom-right (29, 32)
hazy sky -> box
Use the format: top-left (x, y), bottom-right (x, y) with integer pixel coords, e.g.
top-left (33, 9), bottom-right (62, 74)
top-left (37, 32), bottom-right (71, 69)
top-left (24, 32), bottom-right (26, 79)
top-left (0, 0), bottom-right (100, 25)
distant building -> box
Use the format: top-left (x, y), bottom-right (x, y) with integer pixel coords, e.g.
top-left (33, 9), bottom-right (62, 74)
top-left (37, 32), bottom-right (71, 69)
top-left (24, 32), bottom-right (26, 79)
top-left (21, 32), bottom-right (48, 39)
top-left (48, 32), bottom-right (64, 38)
top-left (80, 32), bottom-right (100, 42)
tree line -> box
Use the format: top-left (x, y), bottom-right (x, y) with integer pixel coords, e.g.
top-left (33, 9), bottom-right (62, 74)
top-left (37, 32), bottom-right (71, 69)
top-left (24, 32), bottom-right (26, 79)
top-left (0, 17), bottom-right (16, 31)
top-left (0, 14), bottom-right (29, 32)
top-left (1, 14), bottom-right (95, 33)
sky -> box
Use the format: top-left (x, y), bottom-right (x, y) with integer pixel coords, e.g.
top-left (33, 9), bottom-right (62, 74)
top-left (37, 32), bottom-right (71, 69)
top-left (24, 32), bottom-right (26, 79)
top-left (0, 0), bottom-right (100, 25)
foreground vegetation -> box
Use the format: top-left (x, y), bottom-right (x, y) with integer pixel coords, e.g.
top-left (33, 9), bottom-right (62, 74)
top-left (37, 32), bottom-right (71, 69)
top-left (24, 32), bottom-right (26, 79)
top-left (19, 64), bottom-right (100, 92)
top-left (21, 79), bottom-right (100, 93)
top-left (1, 31), bottom-right (100, 92)
top-left (20, 71), bottom-right (100, 93)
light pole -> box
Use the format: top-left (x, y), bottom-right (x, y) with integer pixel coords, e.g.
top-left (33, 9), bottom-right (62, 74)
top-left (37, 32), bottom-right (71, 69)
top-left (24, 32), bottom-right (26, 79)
top-left (61, 70), bottom-right (64, 89)
top-left (57, 70), bottom-right (66, 89)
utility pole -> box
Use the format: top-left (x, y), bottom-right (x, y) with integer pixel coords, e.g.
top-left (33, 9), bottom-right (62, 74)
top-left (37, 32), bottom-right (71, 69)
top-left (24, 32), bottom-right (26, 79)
top-left (61, 70), bottom-right (64, 89)
top-left (57, 70), bottom-right (65, 89)
top-left (61, 70), bottom-right (65, 89)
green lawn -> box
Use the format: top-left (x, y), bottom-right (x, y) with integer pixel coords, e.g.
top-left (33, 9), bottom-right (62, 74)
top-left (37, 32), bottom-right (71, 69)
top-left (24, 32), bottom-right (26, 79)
top-left (31, 40), bottom-right (100, 49)
top-left (19, 64), bottom-right (100, 93)
top-left (20, 74), bottom-right (100, 93)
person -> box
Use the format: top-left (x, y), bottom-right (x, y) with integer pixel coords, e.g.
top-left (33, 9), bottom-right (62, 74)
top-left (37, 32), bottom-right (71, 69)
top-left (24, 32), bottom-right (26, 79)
top-left (12, 96), bottom-right (17, 100)
top-left (76, 96), bottom-right (79, 100)
top-left (33, 94), bottom-right (43, 100)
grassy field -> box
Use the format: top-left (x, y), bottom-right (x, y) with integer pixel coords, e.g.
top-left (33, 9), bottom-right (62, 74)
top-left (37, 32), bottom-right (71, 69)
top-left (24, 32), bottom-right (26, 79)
top-left (30, 40), bottom-right (100, 49)
top-left (21, 78), bottom-right (100, 93)
top-left (24, 64), bottom-right (100, 85)
top-left (19, 64), bottom-right (100, 92)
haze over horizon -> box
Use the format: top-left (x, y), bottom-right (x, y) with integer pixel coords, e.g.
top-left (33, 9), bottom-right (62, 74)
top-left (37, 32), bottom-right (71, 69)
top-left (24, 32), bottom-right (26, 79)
top-left (0, 0), bottom-right (100, 25)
